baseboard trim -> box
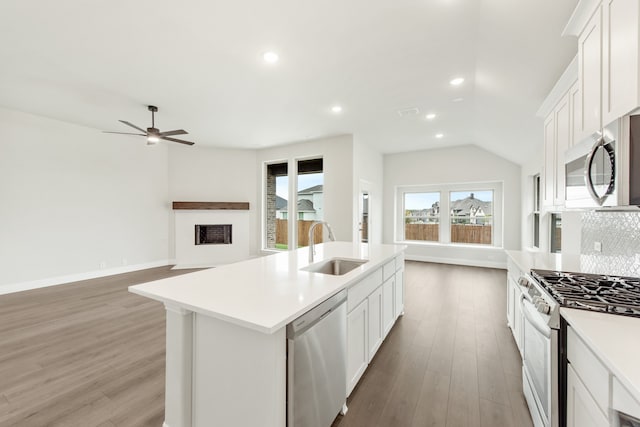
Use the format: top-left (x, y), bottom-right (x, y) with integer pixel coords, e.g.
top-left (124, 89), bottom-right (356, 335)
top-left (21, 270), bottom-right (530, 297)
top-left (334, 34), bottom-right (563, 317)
top-left (0, 259), bottom-right (172, 295)
top-left (405, 254), bottom-right (507, 270)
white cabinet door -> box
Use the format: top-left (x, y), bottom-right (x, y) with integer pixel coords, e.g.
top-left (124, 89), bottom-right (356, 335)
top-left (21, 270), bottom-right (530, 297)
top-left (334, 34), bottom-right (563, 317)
top-left (555, 93), bottom-right (570, 206)
top-left (602, 0), bottom-right (640, 124)
top-left (382, 278), bottom-right (394, 337)
top-left (566, 364), bottom-right (609, 427)
top-left (394, 269), bottom-right (404, 319)
top-left (347, 299), bottom-right (368, 396)
top-left (578, 5), bottom-right (603, 139)
top-left (569, 80), bottom-right (581, 147)
top-left (514, 291), bottom-right (523, 355)
top-left (367, 286), bottom-right (383, 362)
top-left (543, 112), bottom-right (555, 207)
top-left (507, 277), bottom-right (515, 330)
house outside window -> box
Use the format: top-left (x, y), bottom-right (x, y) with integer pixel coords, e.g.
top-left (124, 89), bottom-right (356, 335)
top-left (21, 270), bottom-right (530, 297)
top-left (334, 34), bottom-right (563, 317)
top-left (449, 191), bottom-right (493, 245)
top-left (403, 192), bottom-right (440, 242)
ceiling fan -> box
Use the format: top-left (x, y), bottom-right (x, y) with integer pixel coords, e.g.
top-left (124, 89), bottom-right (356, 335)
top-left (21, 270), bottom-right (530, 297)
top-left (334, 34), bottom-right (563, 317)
top-left (103, 105), bottom-right (195, 146)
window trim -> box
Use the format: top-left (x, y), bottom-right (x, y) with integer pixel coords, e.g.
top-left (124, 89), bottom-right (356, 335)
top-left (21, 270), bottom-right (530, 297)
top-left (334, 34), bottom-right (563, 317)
top-left (532, 174), bottom-right (541, 249)
top-left (395, 181), bottom-right (503, 248)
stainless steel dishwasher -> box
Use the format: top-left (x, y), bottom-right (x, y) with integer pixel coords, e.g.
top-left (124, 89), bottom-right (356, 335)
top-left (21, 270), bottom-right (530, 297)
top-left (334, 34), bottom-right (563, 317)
top-left (287, 289), bottom-right (347, 427)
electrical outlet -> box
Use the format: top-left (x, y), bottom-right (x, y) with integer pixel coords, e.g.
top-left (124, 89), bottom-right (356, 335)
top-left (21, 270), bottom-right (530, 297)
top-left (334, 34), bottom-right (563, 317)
top-left (99, 261), bottom-right (107, 269)
top-left (594, 242), bottom-right (602, 252)
top-left (122, 258), bottom-right (128, 266)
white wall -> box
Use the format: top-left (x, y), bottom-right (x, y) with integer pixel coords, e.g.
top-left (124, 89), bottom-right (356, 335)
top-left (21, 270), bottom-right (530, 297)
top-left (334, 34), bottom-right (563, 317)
top-left (256, 135), bottom-right (354, 248)
top-left (167, 145), bottom-right (258, 257)
top-left (383, 145), bottom-right (521, 268)
top-left (0, 108), bottom-right (170, 291)
top-left (353, 137), bottom-right (384, 244)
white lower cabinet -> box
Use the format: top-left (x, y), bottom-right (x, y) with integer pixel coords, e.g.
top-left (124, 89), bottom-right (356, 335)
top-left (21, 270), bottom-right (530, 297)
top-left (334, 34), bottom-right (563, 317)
top-left (506, 260), bottom-right (524, 354)
top-left (367, 286), bottom-right (383, 361)
top-left (566, 364), bottom-right (609, 427)
top-left (394, 269), bottom-right (404, 317)
top-left (382, 277), bottom-right (394, 336)
top-left (347, 299), bottom-right (368, 395)
top-left (346, 255), bottom-right (405, 396)
top-left (513, 294), bottom-right (523, 355)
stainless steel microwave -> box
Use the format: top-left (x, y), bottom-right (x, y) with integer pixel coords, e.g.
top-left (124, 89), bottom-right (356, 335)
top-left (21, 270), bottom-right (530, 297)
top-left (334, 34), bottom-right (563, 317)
top-left (565, 114), bottom-right (640, 208)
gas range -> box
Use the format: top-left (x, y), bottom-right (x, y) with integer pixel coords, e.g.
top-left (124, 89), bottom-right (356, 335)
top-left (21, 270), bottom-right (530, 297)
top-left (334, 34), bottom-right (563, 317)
top-left (530, 269), bottom-right (640, 319)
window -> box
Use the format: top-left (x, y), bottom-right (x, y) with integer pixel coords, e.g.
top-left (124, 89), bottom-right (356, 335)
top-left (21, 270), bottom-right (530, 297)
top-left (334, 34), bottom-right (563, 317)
top-left (449, 191), bottom-right (493, 245)
top-left (396, 182), bottom-right (502, 247)
top-left (296, 158), bottom-right (323, 248)
top-left (403, 192), bottom-right (440, 242)
top-left (264, 157), bottom-right (323, 251)
top-left (550, 213), bottom-right (561, 253)
top-left (533, 174), bottom-right (541, 248)
top-left (265, 162), bottom-right (289, 250)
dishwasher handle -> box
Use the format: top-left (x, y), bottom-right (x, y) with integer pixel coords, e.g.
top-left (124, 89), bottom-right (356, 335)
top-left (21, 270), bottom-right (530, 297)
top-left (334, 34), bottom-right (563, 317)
top-left (287, 289), bottom-right (347, 339)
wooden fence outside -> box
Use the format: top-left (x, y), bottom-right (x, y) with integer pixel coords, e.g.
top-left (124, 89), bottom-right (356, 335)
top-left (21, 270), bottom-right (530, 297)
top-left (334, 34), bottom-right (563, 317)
top-left (276, 219), bottom-right (323, 247)
top-left (404, 223), bottom-right (439, 242)
top-left (405, 223), bottom-right (492, 245)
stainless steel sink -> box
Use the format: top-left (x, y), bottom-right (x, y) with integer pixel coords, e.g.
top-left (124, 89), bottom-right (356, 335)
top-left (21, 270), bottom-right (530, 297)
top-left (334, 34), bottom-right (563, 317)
top-left (302, 258), bottom-right (367, 276)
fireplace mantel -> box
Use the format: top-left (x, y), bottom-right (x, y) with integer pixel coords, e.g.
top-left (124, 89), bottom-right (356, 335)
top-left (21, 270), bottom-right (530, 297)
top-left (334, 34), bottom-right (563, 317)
top-left (172, 202), bottom-right (250, 210)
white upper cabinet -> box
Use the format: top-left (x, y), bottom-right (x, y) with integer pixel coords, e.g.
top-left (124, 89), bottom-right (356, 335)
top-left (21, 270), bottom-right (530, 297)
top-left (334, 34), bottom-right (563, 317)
top-left (602, 0), bottom-right (640, 124)
top-left (543, 112), bottom-right (556, 207)
top-left (567, 0), bottom-right (640, 138)
top-left (555, 93), bottom-right (571, 205)
top-left (569, 80), bottom-right (581, 147)
top-left (578, 4), bottom-right (603, 139)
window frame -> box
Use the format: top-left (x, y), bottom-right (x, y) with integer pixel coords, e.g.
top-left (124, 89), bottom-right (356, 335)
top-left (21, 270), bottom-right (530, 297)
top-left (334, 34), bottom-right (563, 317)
top-left (395, 181), bottom-right (503, 248)
top-left (261, 155), bottom-right (324, 252)
top-left (533, 174), bottom-right (541, 249)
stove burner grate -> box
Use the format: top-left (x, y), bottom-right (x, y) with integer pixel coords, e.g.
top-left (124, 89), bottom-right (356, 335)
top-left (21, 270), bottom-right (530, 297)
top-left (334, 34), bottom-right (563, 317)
top-left (530, 269), bottom-right (640, 318)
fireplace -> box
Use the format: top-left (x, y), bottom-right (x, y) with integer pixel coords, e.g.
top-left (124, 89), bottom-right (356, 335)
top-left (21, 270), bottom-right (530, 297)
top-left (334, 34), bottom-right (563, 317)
top-left (195, 224), bottom-right (232, 245)
top-left (173, 202), bottom-right (249, 268)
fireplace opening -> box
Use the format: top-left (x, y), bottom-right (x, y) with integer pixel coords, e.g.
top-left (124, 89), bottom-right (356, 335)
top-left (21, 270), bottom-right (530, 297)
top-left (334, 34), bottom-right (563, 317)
top-left (195, 224), bottom-right (232, 245)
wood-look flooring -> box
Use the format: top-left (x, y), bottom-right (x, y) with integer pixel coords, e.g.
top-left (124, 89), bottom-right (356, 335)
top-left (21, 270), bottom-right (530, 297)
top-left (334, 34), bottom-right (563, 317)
top-left (0, 261), bottom-right (532, 427)
top-left (332, 262), bottom-right (533, 427)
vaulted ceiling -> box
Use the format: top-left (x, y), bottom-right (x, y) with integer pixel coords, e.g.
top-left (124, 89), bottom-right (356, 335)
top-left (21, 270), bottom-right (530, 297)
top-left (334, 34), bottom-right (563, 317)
top-left (0, 0), bottom-right (578, 164)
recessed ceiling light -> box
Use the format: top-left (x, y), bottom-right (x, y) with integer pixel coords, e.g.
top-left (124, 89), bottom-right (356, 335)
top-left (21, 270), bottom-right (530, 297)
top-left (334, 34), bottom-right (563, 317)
top-left (263, 51), bottom-right (279, 64)
top-left (331, 105), bottom-right (343, 113)
top-left (426, 113), bottom-right (436, 120)
top-left (435, 133), bottom-right (444, 139)
top-left (450, 77), bottom-right (464, 86)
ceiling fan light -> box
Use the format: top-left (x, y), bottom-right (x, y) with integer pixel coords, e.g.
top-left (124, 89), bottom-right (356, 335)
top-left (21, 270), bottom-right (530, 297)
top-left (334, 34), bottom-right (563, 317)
top-left (147, 135), bottom-right (160, 144)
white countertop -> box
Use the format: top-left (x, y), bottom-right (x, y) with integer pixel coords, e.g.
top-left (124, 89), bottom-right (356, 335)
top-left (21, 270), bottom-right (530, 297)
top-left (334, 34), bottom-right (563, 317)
top-left (561, 308), bottom-right (640, 404)
top-left (129, 242), bottom-right (405, 334)
top-left (506, 250), bottom-right (583, 274)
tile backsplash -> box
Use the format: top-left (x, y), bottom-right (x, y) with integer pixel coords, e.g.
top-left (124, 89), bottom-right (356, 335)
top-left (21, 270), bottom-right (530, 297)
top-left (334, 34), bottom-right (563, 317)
top-left (581, 211), bottom-right (640, 277)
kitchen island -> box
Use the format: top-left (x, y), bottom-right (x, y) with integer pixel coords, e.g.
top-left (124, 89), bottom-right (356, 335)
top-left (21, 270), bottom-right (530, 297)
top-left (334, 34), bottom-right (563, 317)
top-left (129, 241), bottom-right (406, 427)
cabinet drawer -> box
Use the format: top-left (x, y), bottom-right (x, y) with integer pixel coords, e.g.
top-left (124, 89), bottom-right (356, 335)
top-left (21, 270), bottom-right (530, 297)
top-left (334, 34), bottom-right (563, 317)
top-left (567, 326), bottom-right (610, 417)
top-left (612, 376), bottom-right (640, 419)
top-left (382, 259), bottom-right (396, 281)
top-left (348, 268), bottom-right (383, 312)
top-left (394, 253), bottom-right (404, 272)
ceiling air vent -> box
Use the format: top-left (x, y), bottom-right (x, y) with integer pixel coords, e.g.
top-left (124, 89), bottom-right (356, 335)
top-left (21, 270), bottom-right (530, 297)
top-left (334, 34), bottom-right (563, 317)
top-left (397, 107), bottom-right (420, 117)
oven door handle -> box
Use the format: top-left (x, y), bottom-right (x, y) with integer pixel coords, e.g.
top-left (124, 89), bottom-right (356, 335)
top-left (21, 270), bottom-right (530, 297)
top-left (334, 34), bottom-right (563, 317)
top-left (520, 295), bottom-right (551, 338)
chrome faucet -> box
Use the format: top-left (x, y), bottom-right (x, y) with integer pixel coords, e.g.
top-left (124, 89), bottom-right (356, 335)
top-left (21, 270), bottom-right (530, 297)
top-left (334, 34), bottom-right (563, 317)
top-left (308, 221), bottom-right (336, 263)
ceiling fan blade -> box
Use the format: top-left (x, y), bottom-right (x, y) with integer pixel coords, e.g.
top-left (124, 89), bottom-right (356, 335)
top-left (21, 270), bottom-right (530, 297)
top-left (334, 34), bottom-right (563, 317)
top-left (162, 136), bottom-right (195, 146)
top-left (118, 120), bottom-right (147, 133)
top-left (103, 131), bottom-right (146, 136)
top-left (159, 129), bottom-right (188, 137)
